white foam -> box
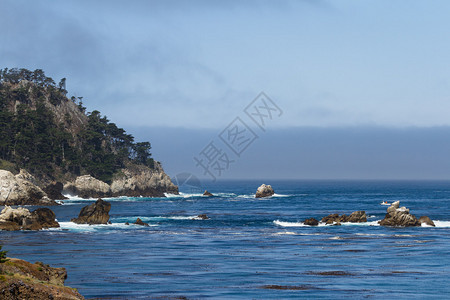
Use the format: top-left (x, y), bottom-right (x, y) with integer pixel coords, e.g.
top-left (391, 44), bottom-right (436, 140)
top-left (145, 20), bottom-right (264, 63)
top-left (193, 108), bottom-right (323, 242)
top-left (272, 193), bottom-right (292, 197)
top-left (273, 220), bottom-right (308, 227)
top-left (51, 221), bottom-right (157, 232)
top-left (432, 220), bottom-right (450, 228)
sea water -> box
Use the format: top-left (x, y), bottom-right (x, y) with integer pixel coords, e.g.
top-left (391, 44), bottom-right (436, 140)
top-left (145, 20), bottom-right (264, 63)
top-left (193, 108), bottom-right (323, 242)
top-left (1, 180), bottom-right (449, 299)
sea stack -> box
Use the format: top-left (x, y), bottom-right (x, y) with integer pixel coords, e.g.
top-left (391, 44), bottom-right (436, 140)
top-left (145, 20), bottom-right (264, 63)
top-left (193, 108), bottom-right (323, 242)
top-left (255, 184), bottom-right (275, 198)
top-left (203, 190), bottom-right (213, 196)
top-left (378, 201), bottom-right (420, 227)
top-left (71, 198), bottom-right (111, 225)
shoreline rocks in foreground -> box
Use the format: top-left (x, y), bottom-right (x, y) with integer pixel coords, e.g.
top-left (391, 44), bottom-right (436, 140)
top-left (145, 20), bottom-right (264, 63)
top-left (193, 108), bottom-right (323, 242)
top-left (379, 201), bottom-right (435, 227)
top-left (255, 184), bottom-right (275, 198)
top-left (0, 206), bottom-right (60, 231)
top-left (0, 257), bottom-right (84, 299)
top-left (71, 198), bottom-right (111, 225)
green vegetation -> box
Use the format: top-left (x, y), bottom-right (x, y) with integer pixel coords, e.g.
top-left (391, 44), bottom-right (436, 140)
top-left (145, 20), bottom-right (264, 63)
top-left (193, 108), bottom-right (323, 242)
top-left (0, 68), bottom-right (154, 183)
top-left (0, 245), bottom-right (8, 264)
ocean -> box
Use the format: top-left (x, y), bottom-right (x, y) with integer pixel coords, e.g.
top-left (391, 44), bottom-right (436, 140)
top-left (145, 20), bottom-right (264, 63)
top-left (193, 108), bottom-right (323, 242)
top-left (1, 180), bottom-right (450, 299)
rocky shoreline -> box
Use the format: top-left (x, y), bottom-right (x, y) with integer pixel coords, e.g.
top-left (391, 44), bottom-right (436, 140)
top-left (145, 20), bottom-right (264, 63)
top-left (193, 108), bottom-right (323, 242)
top-left (0, 163), bottom-right (179, 206)
top-left (0, 257), bottom-right (84, 299)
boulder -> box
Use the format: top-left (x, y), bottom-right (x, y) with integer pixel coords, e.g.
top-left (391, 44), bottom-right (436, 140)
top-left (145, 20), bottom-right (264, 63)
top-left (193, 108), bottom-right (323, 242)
top-left (134, 218), bottom-right (149, 226)
top-left (255, 184), bottom-right (275, 198)
top-left (203, 190), bottom-right (213, 197)
top-left (196, 214), bottom-right (209, 220)
top-left (0, 169), bottom-right (57, 206)
top-left (43, 182), bottom-right (68, 200)
top-left (321, 211), bottom-right (367, 224)
top-left (303, 217), bottom-right (319, 226)
top-left (418, 216), bottom-right (435, 227)
top-left (379, 201), bottom-right (420, 227)
top-left (346, 211), bottom-right (367, 223)
top-left (71, 198), bottom-right (111, 224)
top-left (0, 206), bottom-right (59, 231)
top-left (321, 214), bottom-right (339, 224)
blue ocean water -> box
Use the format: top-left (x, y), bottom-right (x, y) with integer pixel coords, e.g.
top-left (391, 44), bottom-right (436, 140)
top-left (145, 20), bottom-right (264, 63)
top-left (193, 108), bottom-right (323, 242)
top-left (1, 180), bottom-right (450, 299)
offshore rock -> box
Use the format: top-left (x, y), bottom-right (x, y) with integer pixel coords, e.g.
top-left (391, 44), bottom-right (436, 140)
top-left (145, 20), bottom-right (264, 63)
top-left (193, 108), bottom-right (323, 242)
top-left (321, 211), bottom-right (367, 224)
top-left (0, 206), bottom-right (60, 231)
top-left (203, 190), bottom-right (213, 196)
top-left (255, 184), bottom-right (275, 198)
top-left (418, 216), bottom-right (435, 227)
top-left (196, 214), bottom-right (209, 220)
top-left (0, 169), bottom-right (57, 206)
top-left (134, 218), bottom-right (149, 226)
top-left (0, 257), bottom-right (84, 299)
top-left (303, 218), bottom-right (319, 226)
top-left (379, 201), bottom-right (420, 227)
top-left (71, 198), bottom-right (111, 225)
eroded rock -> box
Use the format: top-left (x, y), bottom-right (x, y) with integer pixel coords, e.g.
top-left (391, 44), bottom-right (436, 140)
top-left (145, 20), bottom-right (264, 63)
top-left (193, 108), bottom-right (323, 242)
top-left (255, 184), bottom-right (274, 198)
top-left (379, 201), bottom-right (420, 227)
top-left (71, 198), bottom-right (111, 224)
top-left (0, 206), bottom-right (59, 231)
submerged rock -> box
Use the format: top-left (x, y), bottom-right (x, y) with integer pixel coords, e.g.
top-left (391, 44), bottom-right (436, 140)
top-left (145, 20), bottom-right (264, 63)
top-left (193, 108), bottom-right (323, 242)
top-left (0, 206), bottom-right (60, 231)
top-left (134, 218), bottom-right (150, 226)
top-left (71, 198), bottom-right (111, 224)
top-left (379, 201), bottom-right (420, 227)
top-left (203, 190), bottom-right (213, 197)
top-left (418, 216), bottom-right (435, 227)
top-left (303, 218), bottom-right (319, 226)
top-left (255, 184), bottom-right (275, 198)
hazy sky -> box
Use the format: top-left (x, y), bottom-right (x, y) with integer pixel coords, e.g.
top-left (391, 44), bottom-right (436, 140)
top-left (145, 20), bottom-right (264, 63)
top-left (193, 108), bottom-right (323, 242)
top-left (1, 0), bottom-right (450, 180)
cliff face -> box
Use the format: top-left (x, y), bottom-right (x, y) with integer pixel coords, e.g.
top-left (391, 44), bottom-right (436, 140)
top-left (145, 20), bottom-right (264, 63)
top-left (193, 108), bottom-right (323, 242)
top-left (0, 258), bottom-right (84, 299)
top-left (0, 68), bottom-right (178, 202)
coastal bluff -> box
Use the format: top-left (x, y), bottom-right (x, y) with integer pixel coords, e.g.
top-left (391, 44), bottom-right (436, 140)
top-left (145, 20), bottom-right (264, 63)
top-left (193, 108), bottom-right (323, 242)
top-left (63, 163), bottom-right (178, 198)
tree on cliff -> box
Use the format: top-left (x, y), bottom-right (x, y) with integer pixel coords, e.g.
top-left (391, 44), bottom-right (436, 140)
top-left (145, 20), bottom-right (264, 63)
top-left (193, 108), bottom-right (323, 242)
top-left (0, 67), bottom-right (155, 184)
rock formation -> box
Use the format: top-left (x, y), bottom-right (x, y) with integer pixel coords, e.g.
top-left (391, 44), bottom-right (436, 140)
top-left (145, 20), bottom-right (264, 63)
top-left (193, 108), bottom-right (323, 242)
top-left (203, 190), bottom-right (213, 196)
top-left (303, 217), bottom-right (319, 226)
top-left (0, 206), bottom-right (60, 231)
top-left (378, 201), bottom-right (420, 227)
top-left (0, 170), bottom-right (57, 206)
top-left (71, 198), bottom-right (111, 224)
top-left (196, 214), bottom-right (210, 220)
top-left (43, 182), bottom-right (68, 200)
top-left (63, 163), bottom-right (179, 198)
top-left (418, 216), bottom-right (435, 227)
top-left (321, 211), bottom-right (367, 224)
top-left (0, 257), bottom-right (84, 299)
top-left (134, 218), bottom-right (150, 226)
top-left (255, 184), bottom-right (275, 198)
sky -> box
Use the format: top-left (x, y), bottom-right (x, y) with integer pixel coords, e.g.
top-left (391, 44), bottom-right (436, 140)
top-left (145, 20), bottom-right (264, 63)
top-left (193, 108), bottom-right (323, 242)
top-left (1, 0), bottom-right (450, 180)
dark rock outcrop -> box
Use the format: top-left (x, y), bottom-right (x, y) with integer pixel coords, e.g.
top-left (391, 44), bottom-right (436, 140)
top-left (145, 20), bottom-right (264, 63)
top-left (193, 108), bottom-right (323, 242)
top-left (321, 211), bottom-right (367, 224)
top-left (418, 216), bottom-right (435, 227)
top-left (196, 214), bottom-right (209, 220)
top-left (0, 257), bottom-right (84, 299)
top-left (71, 198), bottom-right (111, 224)
top-left (379, 201), bottom-right (420, 227)
top-left (134, 218), bottom-right (150, 226)
top-left (0, 206), bottom-right (60, 231)
top-left (303, 218), bottom-right (319, 226)
top-left (43, 182), bottom-right (68, 200)
top-left (255, 184), bottom-right (275, 198)
top-left (203, 190), bottom-right (213, 196)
